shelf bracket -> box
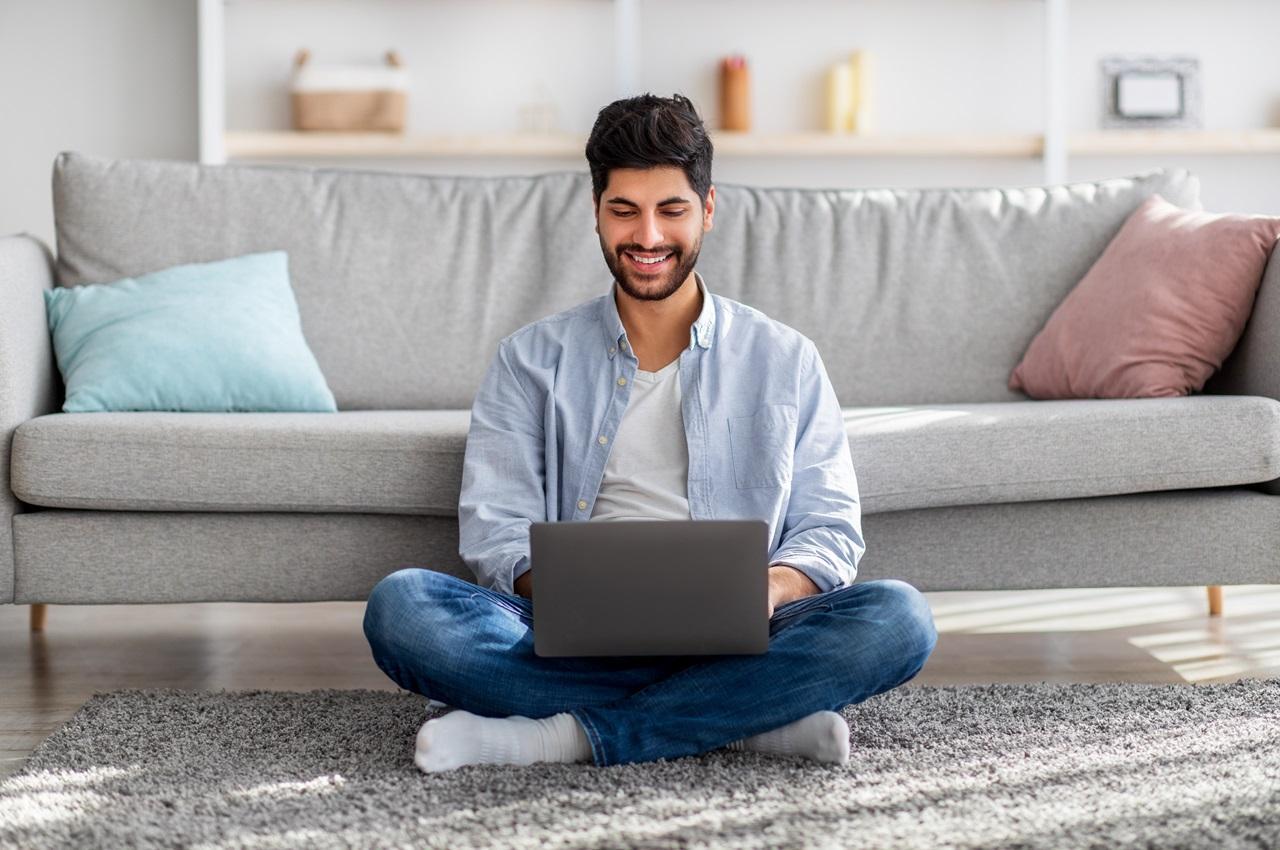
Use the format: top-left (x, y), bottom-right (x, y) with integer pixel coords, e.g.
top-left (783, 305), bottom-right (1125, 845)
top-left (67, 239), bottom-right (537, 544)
top-left (198, 0), bottom-right (227, 165)
top-left (1043, 0), bottom-right (1069, 184)
top-left (614, 0), bottom-right (640, 100)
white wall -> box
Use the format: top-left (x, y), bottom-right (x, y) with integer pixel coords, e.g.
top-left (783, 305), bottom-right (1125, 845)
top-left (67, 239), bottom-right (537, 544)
top-left (0, 0), bottom-right (198, 248)
top-left (3, 0), bottom-right (1279, 250)
top-left (1064, 0), bottom-right (1280, 213)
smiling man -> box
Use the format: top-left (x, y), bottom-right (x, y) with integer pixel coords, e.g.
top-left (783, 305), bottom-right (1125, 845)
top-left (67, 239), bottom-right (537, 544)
top-left (362, 93), bottom-right (938, 773)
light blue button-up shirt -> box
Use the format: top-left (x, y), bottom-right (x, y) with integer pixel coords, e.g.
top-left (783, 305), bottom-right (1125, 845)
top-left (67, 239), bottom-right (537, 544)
top-left (458, 272), bottom-right (865, 596)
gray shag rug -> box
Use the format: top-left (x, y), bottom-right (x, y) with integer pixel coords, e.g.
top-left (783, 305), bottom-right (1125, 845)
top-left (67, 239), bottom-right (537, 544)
top-left (1, 680), bottom-right (1278, 849)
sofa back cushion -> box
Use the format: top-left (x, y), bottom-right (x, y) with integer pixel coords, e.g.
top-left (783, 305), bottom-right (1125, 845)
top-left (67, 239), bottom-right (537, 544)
top-left (53, 152), bottom-right (1200, 409)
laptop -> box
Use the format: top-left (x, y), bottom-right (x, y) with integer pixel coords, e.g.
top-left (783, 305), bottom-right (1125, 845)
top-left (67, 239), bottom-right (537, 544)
top-left (529, 519), bottom-right (770, 658)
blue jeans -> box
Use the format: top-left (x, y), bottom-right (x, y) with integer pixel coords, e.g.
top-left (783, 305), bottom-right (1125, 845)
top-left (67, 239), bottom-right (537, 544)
top-left (362, 568), bottom-right (937, 767)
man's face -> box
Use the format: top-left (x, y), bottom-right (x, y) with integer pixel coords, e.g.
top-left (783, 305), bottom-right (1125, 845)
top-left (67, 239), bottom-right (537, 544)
top-left (594, 166), bottom-right (715, 302)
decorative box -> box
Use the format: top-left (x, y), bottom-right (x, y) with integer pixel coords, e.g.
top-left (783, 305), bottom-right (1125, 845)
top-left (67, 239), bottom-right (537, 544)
top-left (290, 49), bottom-right (409, 132)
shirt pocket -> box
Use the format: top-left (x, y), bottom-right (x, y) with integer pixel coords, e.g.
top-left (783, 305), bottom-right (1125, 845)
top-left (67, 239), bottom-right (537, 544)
top-left (727, 403), bottom-right (798, 489)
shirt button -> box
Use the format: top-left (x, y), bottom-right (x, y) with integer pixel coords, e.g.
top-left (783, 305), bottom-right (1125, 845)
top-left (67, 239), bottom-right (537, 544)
top-left (577, 499), bottom-right (587, 511)
top-left (598, 435), bottom-right (608, 445)
top-left (608, 346), bottom-right (616, 355)
top-left (617, 377), bottom-right (627, 386)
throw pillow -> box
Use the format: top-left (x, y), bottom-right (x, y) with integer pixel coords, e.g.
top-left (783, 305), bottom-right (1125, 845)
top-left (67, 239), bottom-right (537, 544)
top-left (45, 250), bottom-right (337, 412)
top-left (1009, 194), bottom-right (1280, 399)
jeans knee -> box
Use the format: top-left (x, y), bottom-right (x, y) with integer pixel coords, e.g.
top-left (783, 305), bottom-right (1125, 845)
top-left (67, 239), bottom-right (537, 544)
top-left (363, 567), bottom-right (453, 655)
top-left (364, 569), bottom-right (409, 654)
top-left (869, 578), bottom-right (938, 664)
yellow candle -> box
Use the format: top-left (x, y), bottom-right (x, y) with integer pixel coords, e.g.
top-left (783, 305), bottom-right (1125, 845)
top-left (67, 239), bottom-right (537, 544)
top-left (850, 50), bottom-right (874, 134)
top-left (826, 62), bottom-right (855, 132)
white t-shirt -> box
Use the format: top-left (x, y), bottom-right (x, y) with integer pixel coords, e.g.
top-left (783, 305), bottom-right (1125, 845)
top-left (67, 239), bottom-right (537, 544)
top-left (589, 357), bottom-right (691, 522)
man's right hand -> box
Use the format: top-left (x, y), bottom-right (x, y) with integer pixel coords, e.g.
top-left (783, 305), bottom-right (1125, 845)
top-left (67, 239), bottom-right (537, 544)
top-left (514, 570), bottom-right (533, 600)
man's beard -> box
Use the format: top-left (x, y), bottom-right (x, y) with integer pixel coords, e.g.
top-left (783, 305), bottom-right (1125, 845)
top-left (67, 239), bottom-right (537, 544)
top-left (602, 234), bottom-right (702, 302)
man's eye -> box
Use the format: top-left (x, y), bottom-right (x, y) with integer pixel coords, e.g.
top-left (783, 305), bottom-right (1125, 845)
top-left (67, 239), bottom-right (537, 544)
top-left (610, 209), bottom-right (685, 218)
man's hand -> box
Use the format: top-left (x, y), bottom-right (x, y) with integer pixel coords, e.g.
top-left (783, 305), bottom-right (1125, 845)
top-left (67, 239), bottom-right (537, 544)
top-left (514, 570), bottom-right (533, 600)
top-left (767, 563), bottom-right (821, 618)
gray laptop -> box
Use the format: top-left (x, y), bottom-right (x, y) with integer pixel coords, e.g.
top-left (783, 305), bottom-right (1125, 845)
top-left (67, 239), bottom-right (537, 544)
top-left (529, 519), bottom-right (770, 658)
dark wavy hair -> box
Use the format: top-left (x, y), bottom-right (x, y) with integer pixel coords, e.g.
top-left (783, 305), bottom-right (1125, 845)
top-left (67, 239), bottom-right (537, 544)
top-left (584, 93), bottom-right (713, 204)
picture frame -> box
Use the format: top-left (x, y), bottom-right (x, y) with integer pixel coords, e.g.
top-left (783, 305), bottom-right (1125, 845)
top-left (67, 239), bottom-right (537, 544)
top-left (1099, 55), bottom-right (1202, 129)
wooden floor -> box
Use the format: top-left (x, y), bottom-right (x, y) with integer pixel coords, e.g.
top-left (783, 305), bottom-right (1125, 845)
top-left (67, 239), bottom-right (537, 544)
top-left (2, 584), bottom-right (1278, 780)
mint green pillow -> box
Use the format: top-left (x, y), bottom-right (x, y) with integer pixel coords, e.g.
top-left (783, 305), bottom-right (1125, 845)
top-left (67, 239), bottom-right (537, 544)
top-left (45, 251), bottom-right (337, 413)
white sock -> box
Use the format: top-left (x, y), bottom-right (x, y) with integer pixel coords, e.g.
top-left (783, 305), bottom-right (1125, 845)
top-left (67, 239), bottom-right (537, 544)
top-left (414, 710), bottom-right (592, 773)
top-left (726, 711), bottom-right (851, 764)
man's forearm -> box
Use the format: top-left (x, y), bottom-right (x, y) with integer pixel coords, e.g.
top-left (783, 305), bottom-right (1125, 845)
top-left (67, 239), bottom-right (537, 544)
top-left (514, 570), bottom-right (533, 599)
top-left (768, 563), bottom-right (821, 607)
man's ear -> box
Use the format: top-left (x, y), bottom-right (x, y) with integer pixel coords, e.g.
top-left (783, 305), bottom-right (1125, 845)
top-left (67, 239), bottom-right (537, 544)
top-left (591, 193), bottom-right (600, 233)
top-left (703, 185), bottom-right (716, 232)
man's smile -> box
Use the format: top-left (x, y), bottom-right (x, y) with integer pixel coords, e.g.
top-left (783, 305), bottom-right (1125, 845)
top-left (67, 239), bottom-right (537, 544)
top-left (624, 250), bottom-right (674, 274)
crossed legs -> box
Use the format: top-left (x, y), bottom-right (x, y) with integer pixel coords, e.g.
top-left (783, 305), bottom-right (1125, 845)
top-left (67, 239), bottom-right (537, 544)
top-left (363, 568), bottom-right (937, 768)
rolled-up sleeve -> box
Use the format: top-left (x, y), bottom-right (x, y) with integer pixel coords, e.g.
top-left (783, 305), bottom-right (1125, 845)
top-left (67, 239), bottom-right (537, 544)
top-left (768, 340), bottom-right (865, 592)
top-left (457, 339), bottom-right (546, 595)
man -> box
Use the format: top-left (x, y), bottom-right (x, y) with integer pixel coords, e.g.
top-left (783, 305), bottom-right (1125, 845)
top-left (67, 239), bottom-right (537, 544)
top-left (363, 93), bottom-right (937, 773)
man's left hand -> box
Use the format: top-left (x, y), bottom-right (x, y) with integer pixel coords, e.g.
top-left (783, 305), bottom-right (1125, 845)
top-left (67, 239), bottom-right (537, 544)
top-left (767, 563), bottom-right (821, 619)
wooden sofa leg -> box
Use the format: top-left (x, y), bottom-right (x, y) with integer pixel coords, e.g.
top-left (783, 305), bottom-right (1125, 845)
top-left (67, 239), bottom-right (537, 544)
top-left (1207, 586), bottom-right (1223, 617)
top-left (30, 603), bottom-right (47, 632)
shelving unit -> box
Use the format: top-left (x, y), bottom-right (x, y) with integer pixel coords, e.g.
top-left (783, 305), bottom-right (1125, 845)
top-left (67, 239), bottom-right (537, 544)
top-left (198, 0), bottom-right (1280, 183)
top-left (223, 128), bottom-right (1280, 160)
top-left (198, 0), bottom-right (1073, 179)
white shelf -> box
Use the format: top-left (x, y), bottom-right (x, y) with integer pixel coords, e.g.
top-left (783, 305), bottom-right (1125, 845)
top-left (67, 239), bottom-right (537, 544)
top-left (224, 130), bottom-right (1049, 159)
top-left (1071, 129), bottom-right (1280, 155)
top-left (225, 131), bottom-right (587, 158)
top-left (222, 129), bottom-right (1280, 160)
top-left (714, 132), bottom-right (1044, 157)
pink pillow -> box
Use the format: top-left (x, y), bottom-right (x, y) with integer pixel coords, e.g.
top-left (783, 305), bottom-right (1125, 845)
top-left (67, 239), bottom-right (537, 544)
top-left (1010, 194), bottom-right (1280, 399)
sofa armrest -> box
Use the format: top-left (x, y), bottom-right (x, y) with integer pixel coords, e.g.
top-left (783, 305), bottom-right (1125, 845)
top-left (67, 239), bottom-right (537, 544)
top-left (1207, 242), bottom-right (1280, 401)
top-left (1205, 241), bottom-right (1280, 495)
top-left (0, 233), bottom-right (61, 603)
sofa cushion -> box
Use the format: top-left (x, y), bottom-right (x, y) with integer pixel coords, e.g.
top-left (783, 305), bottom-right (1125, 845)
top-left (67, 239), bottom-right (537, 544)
top-left (45, 251), bottom-right (337, 413)
top-left (847, 395), bottom-right (1280, 513)
top-left (54, 152), bottom-right (1201, 409)
top-left (11, 411), bottom-right (468, 515)
top-left (11, 396), bottom-right (1279, 516)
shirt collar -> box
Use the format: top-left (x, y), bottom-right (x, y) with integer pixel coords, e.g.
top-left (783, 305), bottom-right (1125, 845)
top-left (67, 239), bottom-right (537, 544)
top-left (601, 271), bottom-right (716, 360)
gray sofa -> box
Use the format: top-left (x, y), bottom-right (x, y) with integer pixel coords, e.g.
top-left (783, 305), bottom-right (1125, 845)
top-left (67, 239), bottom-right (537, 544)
top-left (4, 152), bottom-right (1279, 627)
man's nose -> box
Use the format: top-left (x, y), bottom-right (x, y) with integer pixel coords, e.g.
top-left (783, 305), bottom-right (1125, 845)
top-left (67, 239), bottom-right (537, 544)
top-left (633, 213), bottom-right (664, 248)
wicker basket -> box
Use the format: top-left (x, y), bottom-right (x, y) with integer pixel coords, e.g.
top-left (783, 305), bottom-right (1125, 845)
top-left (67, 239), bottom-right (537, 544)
top-left (290, 49), bottom-right (408, 132)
